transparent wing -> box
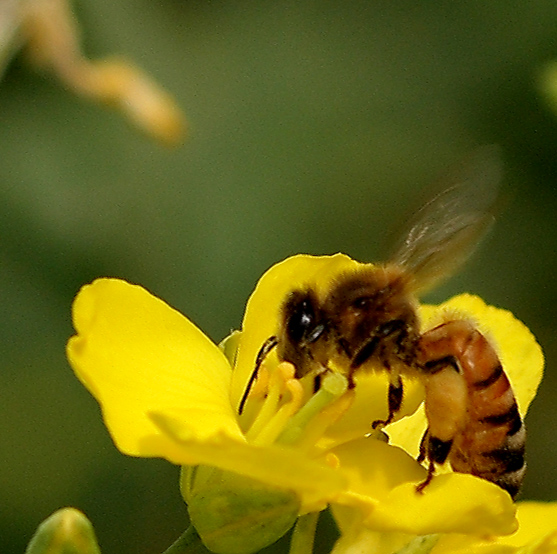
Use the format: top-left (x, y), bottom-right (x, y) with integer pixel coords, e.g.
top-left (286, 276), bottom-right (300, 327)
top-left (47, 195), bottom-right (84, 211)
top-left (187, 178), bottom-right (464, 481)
top-left (389, 145), bottom-right (502, 295)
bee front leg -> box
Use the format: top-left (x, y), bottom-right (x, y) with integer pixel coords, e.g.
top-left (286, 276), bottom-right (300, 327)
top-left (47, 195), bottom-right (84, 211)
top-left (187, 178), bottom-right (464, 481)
top-left (372, 373), bottom-right (403, 429)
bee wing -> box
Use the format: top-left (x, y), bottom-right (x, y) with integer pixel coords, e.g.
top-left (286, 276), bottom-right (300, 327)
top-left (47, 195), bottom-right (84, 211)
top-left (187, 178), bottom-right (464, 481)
top-left (389, 146), bottom-right (502, 295)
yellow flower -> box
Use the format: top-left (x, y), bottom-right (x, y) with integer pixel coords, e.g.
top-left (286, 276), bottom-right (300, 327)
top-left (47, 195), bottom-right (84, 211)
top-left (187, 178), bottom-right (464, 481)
top-left (67, 254), bottom-right (544, 554)
top-left (1, 0), bottom-right (185, 145)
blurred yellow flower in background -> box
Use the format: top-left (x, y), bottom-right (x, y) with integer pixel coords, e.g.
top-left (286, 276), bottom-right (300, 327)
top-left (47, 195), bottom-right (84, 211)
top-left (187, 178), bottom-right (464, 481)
top-left (0, 0), bottom-right (185, 145)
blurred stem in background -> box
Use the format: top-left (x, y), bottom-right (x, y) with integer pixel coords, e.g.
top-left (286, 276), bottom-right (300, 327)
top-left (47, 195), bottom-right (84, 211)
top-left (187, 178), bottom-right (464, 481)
top-left (537, 60), bottom-right (557, 124)
top-left (0, 0), bottom-right (185, 145)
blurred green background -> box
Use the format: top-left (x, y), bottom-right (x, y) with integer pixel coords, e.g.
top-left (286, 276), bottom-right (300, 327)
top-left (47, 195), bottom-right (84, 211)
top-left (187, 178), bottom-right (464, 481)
top-left (2, 1), bottom-right (557, 553)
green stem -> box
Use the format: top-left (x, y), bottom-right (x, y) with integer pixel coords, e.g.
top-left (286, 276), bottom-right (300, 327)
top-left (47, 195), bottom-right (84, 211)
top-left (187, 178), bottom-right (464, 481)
top-left (162, 526), bottom-right (213, 554)
top-left (288, 513), bottom-right (320, 554)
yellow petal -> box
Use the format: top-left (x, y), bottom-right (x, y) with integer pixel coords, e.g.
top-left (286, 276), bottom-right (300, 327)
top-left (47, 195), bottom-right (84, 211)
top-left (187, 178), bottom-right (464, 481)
top-left (434, 502), bottom-right (557, 553)
top-left (322, 372), bottom-right (424, 450)
top-left (230, 254), bottom-right (365, 410)
top-left (331, 439), bottom-right (426, 524)
top-left (331, 527), bottom-right (415, 554)
top-left (335, 504), bottom-right (557, 554)
top-left (331, 439), bottom-right (517, 536)
top-left (148, 412), bottom-right (346, 511)
top-left (366, 474), bottom-right (516, 536)
top-left (387, 404), bottom-right (429, 460)
top-left (505, 502), bottom-right (557, 548)
top-left (67, 278), bottom-right (244, 457)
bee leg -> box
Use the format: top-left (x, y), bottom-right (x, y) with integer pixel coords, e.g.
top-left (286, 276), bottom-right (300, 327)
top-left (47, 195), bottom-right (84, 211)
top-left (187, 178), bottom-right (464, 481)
top-left (416, 465), bottom-right (435, 494)
top-left (417, 427), bottom-right (429, 463)
top-left (414, 326), bottom-right (471, 491)
top-left (313, 373), bottom-right (321, 393)
top-left (238, 335), bottom-right (278, 414)
top-left (372, 374), bottom-right (403, 429)
top-left (416, 435), bottom-right (453, 494)
top-left (386, 375), bottom-right (404, 422)
top-left (312, 364), bottom-right (334, 392)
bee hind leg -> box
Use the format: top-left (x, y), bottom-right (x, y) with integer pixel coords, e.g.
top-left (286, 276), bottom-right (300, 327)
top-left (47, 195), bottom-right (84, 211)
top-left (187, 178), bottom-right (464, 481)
top-left (416, 433), bottom-right (453, 493)
top-left (417, 427), bottom-right (429, 463)
top-left (416, 463), bottom-right (436, 494)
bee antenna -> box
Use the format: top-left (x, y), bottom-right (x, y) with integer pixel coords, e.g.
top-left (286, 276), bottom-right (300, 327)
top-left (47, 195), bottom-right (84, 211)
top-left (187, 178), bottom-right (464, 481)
top-left (238, 336), bottom-right (279, 414)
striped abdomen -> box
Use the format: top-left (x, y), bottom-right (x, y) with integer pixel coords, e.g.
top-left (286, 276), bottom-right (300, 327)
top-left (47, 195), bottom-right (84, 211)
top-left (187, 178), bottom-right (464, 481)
top-left (418, 319), bottom-right (525, 498)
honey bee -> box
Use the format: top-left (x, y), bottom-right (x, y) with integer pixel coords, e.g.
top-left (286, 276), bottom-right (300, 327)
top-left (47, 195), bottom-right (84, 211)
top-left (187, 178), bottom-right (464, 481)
top-left (241, 147), bottom-right (526, 498)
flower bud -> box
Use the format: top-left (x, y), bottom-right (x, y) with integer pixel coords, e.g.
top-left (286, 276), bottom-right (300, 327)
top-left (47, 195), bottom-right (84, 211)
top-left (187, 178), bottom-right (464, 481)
top-left (182, 465), bottom-right (300, 554)
top-left (25, 508), bottom-right (101, 554)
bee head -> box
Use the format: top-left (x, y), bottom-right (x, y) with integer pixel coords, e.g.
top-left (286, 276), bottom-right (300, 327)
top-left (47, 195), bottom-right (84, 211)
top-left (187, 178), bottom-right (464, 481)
top-left (278, 289), bottom-right (329, 377)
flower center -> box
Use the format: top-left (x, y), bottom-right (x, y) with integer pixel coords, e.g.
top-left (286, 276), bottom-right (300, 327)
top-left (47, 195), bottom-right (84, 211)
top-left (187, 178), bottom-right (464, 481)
top-left (241, 360), bottom-right (353, 451)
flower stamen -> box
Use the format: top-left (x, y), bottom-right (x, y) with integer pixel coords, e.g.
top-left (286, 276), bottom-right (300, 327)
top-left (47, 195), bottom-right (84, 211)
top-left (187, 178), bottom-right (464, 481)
top-left (245, 362), bottom-right (301, 445)
top-left (292, 390), bottom-right (355, 455)
top-left (278, 371), bottom-right (350, 447)
top-left (251, 376), bottom-right (305, 446)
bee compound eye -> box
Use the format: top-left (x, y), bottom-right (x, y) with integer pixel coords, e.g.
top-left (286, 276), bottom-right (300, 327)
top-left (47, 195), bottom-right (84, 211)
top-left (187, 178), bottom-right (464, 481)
top-left (287, 298), bottom-right (316, 343)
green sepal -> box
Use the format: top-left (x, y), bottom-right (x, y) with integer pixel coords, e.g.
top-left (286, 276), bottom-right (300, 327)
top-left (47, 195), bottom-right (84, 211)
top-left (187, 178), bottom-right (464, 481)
top-left (181, 465), bottom-right (300, 554)
top-left (25, 508), bottom-right (101, 554)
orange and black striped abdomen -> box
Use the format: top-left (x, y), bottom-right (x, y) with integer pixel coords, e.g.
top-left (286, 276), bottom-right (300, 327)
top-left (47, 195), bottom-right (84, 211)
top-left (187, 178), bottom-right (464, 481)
top-left (418, 319), bottom-right (525, 498)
